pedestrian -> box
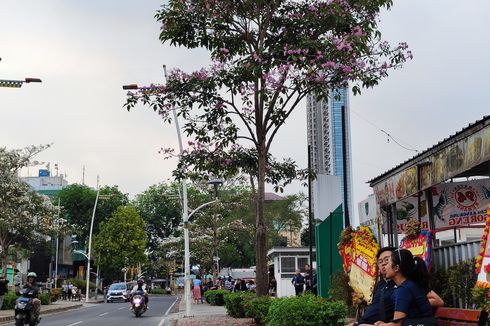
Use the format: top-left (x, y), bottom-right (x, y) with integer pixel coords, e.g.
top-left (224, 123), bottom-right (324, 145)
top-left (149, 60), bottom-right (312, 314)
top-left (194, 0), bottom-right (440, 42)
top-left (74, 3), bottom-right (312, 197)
top-left (269, 277), bottom-right (277, 296)
top-left (192, 275), bottom-right (202, 304)
top-left (0, 276), bottom-right (9, 309)
top-left (310, 268), bottom-right (317, 295)
top-left (291, 269), bottom-right (305, 296)
top-left (304, 264), bottom-right (311, 292)
top-left (62, 280), bottom-right (68, 300)
top-left (67, 282), bottom-right (73, 301)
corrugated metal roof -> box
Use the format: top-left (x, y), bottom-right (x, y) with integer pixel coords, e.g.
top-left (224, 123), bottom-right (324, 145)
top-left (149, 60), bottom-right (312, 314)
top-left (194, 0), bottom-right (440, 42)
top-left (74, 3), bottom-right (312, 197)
top-left (368, 115), bottom-right (490, 185)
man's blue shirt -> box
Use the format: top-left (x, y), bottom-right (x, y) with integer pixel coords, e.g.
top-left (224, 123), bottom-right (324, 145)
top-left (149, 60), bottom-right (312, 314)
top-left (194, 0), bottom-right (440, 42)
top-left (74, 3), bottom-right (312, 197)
top-left (357, 279), bottom-right (396, 324)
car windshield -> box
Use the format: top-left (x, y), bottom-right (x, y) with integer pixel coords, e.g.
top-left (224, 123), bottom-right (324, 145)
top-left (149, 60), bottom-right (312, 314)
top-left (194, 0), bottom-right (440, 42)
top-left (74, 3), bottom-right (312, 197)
top-left (109, 284), bottom-right (126, 290)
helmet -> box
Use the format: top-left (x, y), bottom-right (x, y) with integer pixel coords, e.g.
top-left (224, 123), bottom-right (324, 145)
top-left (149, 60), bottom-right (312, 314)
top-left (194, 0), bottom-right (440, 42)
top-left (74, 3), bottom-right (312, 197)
top-left (27, 272), bottom-right (37, 279)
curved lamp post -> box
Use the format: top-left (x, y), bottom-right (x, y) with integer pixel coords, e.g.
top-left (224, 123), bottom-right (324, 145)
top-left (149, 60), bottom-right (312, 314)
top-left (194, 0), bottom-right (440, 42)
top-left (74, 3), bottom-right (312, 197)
top-left (122, 76), bottom-right (223, 317)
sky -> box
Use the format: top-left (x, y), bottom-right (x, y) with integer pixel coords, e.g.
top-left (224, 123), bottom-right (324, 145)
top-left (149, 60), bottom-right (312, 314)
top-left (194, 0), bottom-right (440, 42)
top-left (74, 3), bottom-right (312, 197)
top-left (1, 1), bottom-right (489, 226)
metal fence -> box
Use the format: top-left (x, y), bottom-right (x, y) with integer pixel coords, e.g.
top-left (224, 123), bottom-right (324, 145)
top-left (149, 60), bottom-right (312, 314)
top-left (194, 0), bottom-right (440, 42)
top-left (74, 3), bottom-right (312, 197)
top-left (432, 239), bottom-right (482, 271)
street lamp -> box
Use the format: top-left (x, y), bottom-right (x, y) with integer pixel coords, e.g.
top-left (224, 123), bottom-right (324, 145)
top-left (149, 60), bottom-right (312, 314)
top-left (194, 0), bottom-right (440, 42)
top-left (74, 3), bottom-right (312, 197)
top-left (85, 176), bottom-right (100, 303)
top-left (122, 73), bottom-right (223, 317)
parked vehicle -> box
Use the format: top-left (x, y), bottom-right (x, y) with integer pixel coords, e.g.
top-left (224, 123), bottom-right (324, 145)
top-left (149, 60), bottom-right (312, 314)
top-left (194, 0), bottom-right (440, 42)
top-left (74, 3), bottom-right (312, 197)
top-left (130, 290), bottom-right (146, 317)
top-left (106, 282), bottom-right (129, 302)
top-left (14, 287), bottom-right (40, 326)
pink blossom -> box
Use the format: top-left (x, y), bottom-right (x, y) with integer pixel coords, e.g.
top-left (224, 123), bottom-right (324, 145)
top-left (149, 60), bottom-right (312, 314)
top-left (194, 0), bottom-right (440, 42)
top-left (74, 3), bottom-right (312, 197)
top-left (342, 66), bottom-right (353, 73)
top-left (220, 47), bottom-right (229, 54)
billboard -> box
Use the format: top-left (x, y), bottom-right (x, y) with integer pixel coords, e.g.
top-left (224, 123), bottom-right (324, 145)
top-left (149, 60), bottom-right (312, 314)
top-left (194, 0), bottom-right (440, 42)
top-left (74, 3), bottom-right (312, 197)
top-left (382, 178), bottom-right (490, 234)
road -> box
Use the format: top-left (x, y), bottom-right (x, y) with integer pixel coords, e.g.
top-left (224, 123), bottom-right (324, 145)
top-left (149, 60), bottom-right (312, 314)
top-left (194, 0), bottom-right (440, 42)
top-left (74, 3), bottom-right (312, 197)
top-left (5, 296), bottom-right (177, 326)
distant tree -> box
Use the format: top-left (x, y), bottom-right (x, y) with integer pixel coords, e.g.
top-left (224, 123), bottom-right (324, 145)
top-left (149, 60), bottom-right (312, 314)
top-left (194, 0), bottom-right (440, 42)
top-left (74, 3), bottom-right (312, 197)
top-left (93, 206), bottom-right (148, 280)
top-left (0, 145), bottom-right (58, 277)
top-left (56, 184), bottom-right (129, 243)
top-left (133, 182), bottom-right (181, 254)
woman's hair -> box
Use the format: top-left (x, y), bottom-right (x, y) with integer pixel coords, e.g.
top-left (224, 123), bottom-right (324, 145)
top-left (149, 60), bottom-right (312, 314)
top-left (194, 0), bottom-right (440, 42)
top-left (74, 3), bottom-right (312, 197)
top-left (391, 248), bottom-right (430, 292)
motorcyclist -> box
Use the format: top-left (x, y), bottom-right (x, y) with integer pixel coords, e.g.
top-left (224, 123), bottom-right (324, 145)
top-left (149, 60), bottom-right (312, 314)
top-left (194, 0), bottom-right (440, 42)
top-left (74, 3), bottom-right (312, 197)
top-left (17, 272), bottom-right (41, 323)
top-left (130, 277), bottom-right (148, 309)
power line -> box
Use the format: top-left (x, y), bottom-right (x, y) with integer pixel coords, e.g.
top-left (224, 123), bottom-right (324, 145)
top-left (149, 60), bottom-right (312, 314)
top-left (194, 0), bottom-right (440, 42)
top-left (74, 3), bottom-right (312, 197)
top-left (351, 109), bottom-right (419, 153)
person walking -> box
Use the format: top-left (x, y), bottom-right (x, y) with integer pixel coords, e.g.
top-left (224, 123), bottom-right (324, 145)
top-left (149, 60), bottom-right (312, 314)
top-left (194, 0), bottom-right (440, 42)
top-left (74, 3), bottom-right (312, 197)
top-left (291, 269), bottom-right (305, 296)
top-left (0, 276), bottom-right (9, 309)
top-left (192, 275), bottom-right (202, 304)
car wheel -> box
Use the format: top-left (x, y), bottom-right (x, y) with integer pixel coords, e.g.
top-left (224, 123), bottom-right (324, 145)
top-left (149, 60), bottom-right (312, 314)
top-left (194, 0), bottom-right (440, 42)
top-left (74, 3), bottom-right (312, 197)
top-left (107, 300), bottom-right (111, 303)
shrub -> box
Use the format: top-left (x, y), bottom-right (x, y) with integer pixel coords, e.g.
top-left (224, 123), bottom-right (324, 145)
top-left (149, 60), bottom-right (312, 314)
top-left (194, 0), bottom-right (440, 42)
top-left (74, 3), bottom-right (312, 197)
top-left (50, 288), bottom-right (62, 302)
top-left (329, 270), bottom-right (355, 317)
top-left (244, 296), bottom-right (271, 325)
top-left (2, 292), bottom-right (18, 310)
top-left (149, 287), bottom-right (166, 294)
top-left (39, 292), bottom-right (51, 305)
top-left (266, 294), bottom-right (346, 326)
top-left (204, 289), bottom-right (228, 306)
top-left (224, 291), bottom-right (256, 318)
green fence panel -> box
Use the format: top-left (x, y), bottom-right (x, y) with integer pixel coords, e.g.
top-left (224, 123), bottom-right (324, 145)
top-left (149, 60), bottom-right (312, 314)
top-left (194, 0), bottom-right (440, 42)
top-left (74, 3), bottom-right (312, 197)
top-left (315, 204), bottom-right (344, 298)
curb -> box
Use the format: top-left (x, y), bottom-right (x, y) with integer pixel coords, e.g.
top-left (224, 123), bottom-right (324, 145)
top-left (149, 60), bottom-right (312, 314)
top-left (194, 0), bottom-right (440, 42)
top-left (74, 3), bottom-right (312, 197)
top-left (0, 303), bottom-right (83, 324)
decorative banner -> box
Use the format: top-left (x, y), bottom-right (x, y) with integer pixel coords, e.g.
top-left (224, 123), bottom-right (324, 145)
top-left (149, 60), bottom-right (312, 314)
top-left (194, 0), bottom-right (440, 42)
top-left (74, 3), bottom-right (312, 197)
top-left (339, 226), bottom-right (379, 304)
top-left (381, 179), bottom-right (490, 234)
top-left (475, 205), bottom-right (490, 288)
top-left (399, 230), bottom-right (433, 269)
top-left (373, 123), bottom-right (490, 207)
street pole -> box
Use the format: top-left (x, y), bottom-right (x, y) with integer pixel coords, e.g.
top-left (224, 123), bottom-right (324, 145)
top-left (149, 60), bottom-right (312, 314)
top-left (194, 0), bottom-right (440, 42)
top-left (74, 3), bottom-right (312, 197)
top-left (162, 65), bottom-right (192, 317)
top-left (86, 176), bottom-right (100, 303)
top-left (55, 198), bottom-right (60, 288)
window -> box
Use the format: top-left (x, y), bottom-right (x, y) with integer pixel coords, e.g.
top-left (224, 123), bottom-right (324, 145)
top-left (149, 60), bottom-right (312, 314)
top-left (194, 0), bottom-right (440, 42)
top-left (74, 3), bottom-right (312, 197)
top-left (298, 257), bottom-right (309, 272)
top-left (280, 257), bottom-right (295, 273)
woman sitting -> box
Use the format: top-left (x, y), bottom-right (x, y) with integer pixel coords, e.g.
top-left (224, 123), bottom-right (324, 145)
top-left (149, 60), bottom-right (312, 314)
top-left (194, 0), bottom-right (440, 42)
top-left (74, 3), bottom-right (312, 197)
top-left (373, 249), bottom-right (437, 326)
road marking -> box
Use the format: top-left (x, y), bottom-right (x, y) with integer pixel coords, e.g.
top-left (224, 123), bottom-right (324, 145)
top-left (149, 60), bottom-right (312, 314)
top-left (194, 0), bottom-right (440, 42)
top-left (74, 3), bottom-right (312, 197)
top-left (165, 297), bottom-right (179, 316)
top-left (99, 312), bottom-right (109, 316)
top-left (67, 322), bottom-right (83, 326)
top-left (158, 318), bottom-right (166, 326)
top-left (118, 307), bottom-right (126, 310)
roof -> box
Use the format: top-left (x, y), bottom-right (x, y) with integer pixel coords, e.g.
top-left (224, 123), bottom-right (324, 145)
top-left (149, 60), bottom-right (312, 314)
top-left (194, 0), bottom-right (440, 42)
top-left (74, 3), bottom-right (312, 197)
top-left (368, 115), bottom-right (490, 186)
top-left (267, 246), bottom-right (316, 257)
top-left (264, 192), bottom-right (284, 201)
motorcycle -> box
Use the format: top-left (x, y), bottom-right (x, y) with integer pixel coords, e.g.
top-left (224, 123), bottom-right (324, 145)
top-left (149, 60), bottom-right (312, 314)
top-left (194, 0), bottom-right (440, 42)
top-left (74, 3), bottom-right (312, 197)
top-left (131, 290), bottom-right (146, 317)
top-left (15, 287), bottom-right (40, 326)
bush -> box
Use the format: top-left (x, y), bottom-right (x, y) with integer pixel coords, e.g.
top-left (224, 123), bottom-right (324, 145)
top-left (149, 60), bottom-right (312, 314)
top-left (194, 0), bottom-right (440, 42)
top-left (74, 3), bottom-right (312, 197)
top-left (50, 288), bottom-right (62, 302)
top-left (266, 294), bottom-right (346, 326)
top-left (39, 292), bottom-right (51, 305)
top-left (149, 287), bottom-right (166, 294)
top-left (2, 292), bottom-right (18, 310)
top-left (329, 270), bottom-right (355, 317)
top-left (244, 296), bottom-right (271, 325)
top-left (224, 291), bottom-right (255, 318)
top-left (204, 289), bottom-right (228, 306)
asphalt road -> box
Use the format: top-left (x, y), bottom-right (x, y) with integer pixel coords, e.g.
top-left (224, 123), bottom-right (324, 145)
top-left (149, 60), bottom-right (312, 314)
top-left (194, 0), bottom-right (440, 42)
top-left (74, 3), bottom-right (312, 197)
top-left (5, 295), bottom-right (177, 326)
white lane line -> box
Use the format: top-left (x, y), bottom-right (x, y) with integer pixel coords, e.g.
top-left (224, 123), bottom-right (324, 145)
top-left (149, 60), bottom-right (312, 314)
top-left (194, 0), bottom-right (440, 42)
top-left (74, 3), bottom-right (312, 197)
top-left (165, 297), bottom-right (179, 316)
top-left (67, 322), bottom-right (83, 326)
top-left (157, 318), bottom-right (166, 326)
top-left (118, 307), bottom-right (126, 310)
top-left (99, 312), bottom-right (109, 316)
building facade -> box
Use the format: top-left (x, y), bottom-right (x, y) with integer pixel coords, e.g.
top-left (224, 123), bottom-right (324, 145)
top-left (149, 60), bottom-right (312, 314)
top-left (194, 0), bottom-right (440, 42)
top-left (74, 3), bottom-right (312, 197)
top-left (306, 88), bottom-right (354, 224)
top-left (21, 169), bottom-right (73, 282)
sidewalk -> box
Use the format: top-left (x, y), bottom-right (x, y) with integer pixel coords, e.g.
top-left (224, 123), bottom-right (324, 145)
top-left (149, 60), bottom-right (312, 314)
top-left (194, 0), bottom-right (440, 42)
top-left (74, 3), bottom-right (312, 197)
top-left (165, 297), bottom-right (255, 326)
top-left (0, 298), bottom-right (103, 324)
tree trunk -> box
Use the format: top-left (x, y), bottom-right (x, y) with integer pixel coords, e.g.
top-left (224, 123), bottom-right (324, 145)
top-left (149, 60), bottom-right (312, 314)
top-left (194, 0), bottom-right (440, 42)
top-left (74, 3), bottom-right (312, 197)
top-left (0, 238), bottom-right (9, 278)
top-left (255, 145), bottom-right (268, 296)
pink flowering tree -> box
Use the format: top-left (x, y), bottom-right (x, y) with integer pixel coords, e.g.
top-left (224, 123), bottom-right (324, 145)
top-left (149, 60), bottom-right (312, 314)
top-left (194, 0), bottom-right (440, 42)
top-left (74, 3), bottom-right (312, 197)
top-left (124, 0), bottom-right (411, 296)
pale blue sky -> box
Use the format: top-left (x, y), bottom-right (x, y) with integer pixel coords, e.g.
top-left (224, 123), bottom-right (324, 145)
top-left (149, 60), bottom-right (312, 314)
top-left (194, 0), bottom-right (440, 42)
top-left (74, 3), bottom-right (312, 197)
top-left (1, 1), bottom-right (489, 225)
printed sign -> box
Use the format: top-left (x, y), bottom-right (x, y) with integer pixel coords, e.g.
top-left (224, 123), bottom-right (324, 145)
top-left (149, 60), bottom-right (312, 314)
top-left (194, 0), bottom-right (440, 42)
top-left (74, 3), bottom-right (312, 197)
top-left (399, 230), bottom-right (432, 269)
top-left (373, 124), bottom-right (490, 207)
top-left (342, 226), bottom-right (380, 304)
top-left (382, 179), bottom-right (490, 234)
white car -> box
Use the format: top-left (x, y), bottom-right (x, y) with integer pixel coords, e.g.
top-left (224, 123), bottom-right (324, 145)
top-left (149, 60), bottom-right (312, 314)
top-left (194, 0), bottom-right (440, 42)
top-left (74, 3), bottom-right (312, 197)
top-left (106, 283), bottom-right (129, 302)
